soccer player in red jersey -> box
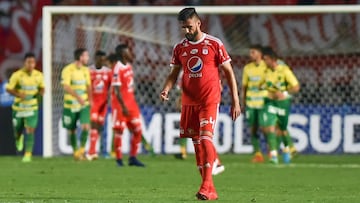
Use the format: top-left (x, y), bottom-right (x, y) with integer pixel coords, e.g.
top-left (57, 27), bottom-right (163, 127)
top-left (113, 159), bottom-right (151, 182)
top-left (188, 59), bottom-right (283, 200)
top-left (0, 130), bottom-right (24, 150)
top-left (87, 50), bottom-right (112, 160)
top-left (111, 44), bottom-right (145, 167)
top-left (160, 8), bottom-right (241, 200)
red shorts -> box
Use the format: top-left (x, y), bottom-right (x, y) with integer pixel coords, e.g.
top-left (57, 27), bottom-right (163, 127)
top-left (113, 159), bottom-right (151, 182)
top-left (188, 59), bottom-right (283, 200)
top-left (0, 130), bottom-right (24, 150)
top-left (90, 102), bottom-right (108, 124)
top-left (180, 103), bottom-right (219, 138)
top-left (112, 108), bottom-right (141, 133)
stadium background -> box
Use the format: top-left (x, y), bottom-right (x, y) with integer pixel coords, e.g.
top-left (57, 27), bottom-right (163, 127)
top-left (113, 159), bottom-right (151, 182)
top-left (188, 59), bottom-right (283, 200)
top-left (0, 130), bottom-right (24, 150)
top-left (1, 0), bottom-right (360, 156)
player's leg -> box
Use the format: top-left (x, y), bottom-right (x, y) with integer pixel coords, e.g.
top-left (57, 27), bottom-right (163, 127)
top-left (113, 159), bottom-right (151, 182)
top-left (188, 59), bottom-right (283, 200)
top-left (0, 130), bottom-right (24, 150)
top-left (12, 110), bottom-right (25, 152)
top-left (79, 105), bottom-right (91, 160)
top-left (62, 108), bottom-right (79, 159)
top-left (88, 106), bottom-right (100, 159)
top-left (175, 137), bottom-right (187, 160)
top-left (212, 150), bottom-right (225, 176)
top-left (22, 111), bottom-right (38, 162)
top-left (141, 135), bottom-right (155, 156)
top-left (196, 104), bottom-right (219, 200)
top-left (247, 108), bottom-right (264, 163)
top-left (112, 109), bottom-right (125, 166)
top-left (262, 98), bottom-right (278, 164)
top-left (127, 115), bottom-right (145, 167)
top-left (277, 99), bottom-right (292, 164)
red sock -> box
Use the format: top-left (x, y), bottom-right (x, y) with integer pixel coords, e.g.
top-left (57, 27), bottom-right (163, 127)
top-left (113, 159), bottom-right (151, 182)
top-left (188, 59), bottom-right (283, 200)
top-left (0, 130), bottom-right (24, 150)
top-left (113, 132), bottom-right (122, 160)
top-left (200, 136), bottom-right (215, 184)
top-left (88, 129), bottom-right (99, 155)
top-left (192, 137), bottom-right (203, 177)
top-left (130, 130), bottom-right (142, 157)
top-left (214, 150), bottom-right (221, 165)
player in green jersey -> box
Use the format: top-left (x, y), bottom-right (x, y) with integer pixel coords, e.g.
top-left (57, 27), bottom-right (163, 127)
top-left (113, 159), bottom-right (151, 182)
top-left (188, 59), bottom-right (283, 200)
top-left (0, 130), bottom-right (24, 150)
top-left (261, 48), bottom-right (300, 164)
top-left (6, 52), bottom-right (45, 162)
top-left (61, 48), bottom-right (92, 161)
top-left (241, 45), bottom-right (268, 163)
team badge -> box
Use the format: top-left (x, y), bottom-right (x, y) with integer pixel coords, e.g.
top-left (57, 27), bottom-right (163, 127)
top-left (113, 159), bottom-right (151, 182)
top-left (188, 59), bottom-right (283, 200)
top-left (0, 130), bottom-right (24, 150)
top-left (202, 48), bottom-right (208, 55)
top-left (187, 56), bottom-right (203, 73)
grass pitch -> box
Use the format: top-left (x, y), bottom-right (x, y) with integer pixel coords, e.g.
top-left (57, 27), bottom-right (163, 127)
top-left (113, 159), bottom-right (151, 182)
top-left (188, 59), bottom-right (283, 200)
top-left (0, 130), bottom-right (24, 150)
top-left (0, 154), bottom-right (359, 203)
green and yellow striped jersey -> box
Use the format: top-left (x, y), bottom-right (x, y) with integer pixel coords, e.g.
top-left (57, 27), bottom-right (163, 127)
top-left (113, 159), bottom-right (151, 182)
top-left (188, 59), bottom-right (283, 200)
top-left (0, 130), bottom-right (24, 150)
top-left (61, 63), bottom-right (91, 110)
top-left (6, 68), bottom-right (44, 111)
top-left (242, 60), bottom-right (268, 108)
top-left (263, 64), bottom-right (299, 94)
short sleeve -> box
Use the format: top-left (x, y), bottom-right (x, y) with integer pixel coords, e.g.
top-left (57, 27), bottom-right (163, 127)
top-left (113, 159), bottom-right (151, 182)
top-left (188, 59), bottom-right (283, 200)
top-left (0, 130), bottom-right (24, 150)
top-left (170, 44), bottom-right (181, 67)
top-left (38, 72), bottom-right (45, 89)
top-left (217, 43), bottom-right (231, 65)
top-left (242, 66), bottom-right (248, 86)
top-left (5, 72), bottom-right (18, 90)
top-left (61, 67), bottom-right (71, 86)
top-left (285, 67), bottom-right (299, 88)
top-left (85, 68), bottom-right (91, 86)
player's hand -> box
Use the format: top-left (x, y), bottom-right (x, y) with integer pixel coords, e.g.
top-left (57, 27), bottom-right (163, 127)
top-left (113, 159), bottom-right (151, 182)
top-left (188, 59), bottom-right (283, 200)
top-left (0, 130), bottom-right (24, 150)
top-left (231, 103), bottom-right (241, 121)
top-left (18, 93), bottom-right (27, 100)
top-left (274, 91), bottom-right (286, 100)
top-left (160, 90), bottom-right (169, 102)
top-left (77, 97), bottom-right (85, 106)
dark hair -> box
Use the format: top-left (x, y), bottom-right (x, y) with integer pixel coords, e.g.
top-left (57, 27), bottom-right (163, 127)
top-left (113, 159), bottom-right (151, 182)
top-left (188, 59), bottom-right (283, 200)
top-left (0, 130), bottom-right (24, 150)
top-left (178, 7), bottom-right (199, 21)
top-left (115, 44), bottom-right (128, 55)
top-left (107, 53), bottom-right (118, 63)
top-left (249, 44), bottom-right (263, 53)
top-left (262, 46), bottom-right (278, 59)
top-left (24, 52), bottom-right (35, 60)
top-left (95, 50), bottom-right (106, 57)
top-left (74, 48), bottom-right (87, 60)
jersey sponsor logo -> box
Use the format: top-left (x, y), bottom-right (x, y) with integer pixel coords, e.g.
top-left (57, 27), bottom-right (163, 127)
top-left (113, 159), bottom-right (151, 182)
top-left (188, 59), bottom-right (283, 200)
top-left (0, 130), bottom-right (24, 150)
top-left (187, 56), bottom-right (203, 78)
top-left (187, 56), bottom-right (203, 73)
top-left (190, 49), bottom-right (198, 54)
top-left (182, 52), bottom-right (188, 57)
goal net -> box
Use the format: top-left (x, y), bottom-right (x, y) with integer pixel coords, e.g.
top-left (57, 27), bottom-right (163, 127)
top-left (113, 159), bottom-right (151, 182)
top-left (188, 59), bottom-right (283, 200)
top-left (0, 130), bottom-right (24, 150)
top-left (43, 6), bottom-right (360, 157)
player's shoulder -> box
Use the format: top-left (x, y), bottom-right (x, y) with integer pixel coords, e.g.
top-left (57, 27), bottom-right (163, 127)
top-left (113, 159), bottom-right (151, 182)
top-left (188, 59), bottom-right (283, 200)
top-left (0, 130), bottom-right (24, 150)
top-left (32, 69), bottom-right (43, 76)
top-left (62, 63), bottom-right (75, 72)
top-left (204, 34), bottom-right (224, 46)
top-left (173, 38), bottom-right (189, 50)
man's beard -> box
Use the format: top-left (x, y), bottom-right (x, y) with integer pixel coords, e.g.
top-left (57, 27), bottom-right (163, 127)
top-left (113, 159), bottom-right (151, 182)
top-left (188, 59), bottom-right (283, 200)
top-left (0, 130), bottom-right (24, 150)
top-left (185, 30), bottom-right (198, 41)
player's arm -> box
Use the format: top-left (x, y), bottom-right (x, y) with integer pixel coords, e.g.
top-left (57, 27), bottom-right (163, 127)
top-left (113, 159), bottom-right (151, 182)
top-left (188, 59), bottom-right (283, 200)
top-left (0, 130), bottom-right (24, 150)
top-left (61, 68), bottom-right (85, 106)
top-left (63, 84), bottom-right (85, 106)
top-left (38, 73), bottom-right (45, 96)
top-left (240, 67), bottom-right (248, 113)
top-left (85, 70), bottom-right (92, 107)
top-left (6, 73), bottom-right (26, 99)
top-left (113, 85), bottom-right (128, 116)
top-left (220, 62), bottom-right (241, 121)
top-left (160, 65), bottom-right (181, 101)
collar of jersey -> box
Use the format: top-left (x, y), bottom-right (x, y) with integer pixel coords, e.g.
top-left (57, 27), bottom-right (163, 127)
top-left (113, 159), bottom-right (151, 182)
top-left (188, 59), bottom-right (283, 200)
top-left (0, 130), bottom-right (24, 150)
top-left (188, 33), bottom-right (206, 45)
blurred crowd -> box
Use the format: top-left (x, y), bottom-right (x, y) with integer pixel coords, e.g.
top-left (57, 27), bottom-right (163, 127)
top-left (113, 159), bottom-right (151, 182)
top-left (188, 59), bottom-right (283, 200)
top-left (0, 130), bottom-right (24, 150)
top-left (52, 0), bottom-right (359, 6)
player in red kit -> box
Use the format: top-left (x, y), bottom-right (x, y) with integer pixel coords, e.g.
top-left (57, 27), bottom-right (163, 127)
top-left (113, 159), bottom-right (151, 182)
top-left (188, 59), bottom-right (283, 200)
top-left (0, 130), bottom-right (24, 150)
top-left (111, 44), bottom-right (145, 167)
top-left (160, 8), bottom-right (241, 200)
top-left (87, 50), bottom-right (112, 160)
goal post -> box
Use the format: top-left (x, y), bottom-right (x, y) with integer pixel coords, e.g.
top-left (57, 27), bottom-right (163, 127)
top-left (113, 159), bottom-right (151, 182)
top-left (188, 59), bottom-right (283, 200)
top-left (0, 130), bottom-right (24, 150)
top-left (43, 5), bottom-right (360, 157)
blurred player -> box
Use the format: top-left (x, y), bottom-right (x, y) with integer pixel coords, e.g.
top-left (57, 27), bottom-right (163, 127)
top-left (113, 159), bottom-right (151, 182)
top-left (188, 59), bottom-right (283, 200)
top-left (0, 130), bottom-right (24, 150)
top-left (160, 8), bottom-right (241, 200)
top-left (87, 50), bottom-right (112, 160)
top-left (241, 45), bottom-right (268, 163)
top-left (6, 52), bottom-right (44, 162)
top-left (111, 44), bottom-right (146, 167)
top-left (261, 47), bottom-right (300, 164)
top-left (107, 53), bottom-right (155, 158)
top-left (61, 48), bottom-right (92, 161)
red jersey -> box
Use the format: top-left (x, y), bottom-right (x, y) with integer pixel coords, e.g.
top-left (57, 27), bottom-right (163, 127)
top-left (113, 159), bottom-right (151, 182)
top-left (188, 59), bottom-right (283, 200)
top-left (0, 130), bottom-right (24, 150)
top-left (171, 33), bottom-right (231, 105)
top-left (89, 65), bottom-right (112, 106)
top-left (111, 61), bottom-right (139, 113)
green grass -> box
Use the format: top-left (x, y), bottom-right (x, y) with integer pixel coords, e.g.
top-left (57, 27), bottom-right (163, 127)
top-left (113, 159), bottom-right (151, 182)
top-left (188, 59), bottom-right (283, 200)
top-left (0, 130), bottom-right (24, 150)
top-left (0, 154), bottom-right (359, 203)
